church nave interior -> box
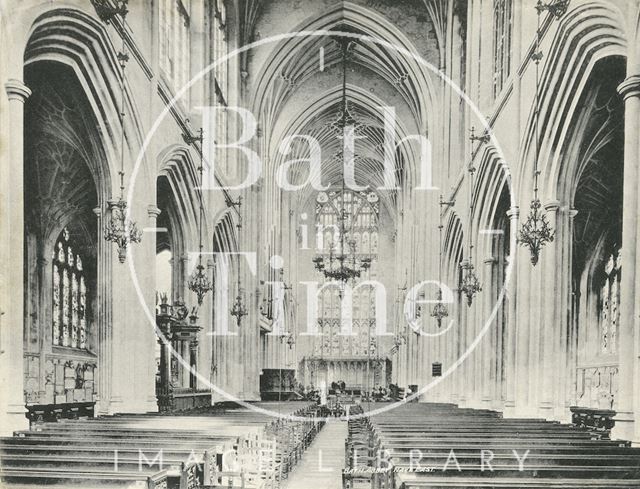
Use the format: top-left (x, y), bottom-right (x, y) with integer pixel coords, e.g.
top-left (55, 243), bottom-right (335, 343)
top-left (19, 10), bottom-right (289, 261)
top-left (1, 0), bottom-right (640, 487)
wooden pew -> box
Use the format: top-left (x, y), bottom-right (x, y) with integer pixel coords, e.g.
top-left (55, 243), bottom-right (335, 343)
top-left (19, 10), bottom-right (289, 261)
top-left (0, 401), bottom-right (322, 489)
top-left (343, 402), bottom-right (640, 489)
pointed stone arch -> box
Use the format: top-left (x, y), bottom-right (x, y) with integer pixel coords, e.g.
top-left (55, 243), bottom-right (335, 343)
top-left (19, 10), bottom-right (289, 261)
top-left (516, 1), bottom-right (627, 200)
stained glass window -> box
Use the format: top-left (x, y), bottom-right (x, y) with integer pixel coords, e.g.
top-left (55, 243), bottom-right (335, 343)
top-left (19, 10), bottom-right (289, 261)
top-left (316, 190), bottom-right (379, 255)
top-left (52, 228), bottom-right (88, 349)
top-left (315, 190), bottom-right (380, 356)
top-left (493, 0), bottom-right (513, 98)
top-left (599, 250), bottom-right (621, 355)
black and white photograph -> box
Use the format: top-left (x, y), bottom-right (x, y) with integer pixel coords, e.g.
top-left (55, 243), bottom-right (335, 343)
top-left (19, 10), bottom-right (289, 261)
top-left (1, 0), bottom-right (640, 487)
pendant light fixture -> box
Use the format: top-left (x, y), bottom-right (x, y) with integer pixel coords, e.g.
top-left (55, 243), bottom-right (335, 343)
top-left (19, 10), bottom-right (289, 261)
top-left (229, 198), bottom-right (248, 327)
top-left (518, 1), bottom-right (569, 264)
top-left (184, 128), bottom-right (213, 305)
top-left (102, 1), bottom-right (142, 263)
top-left (312, 38), bottom-right (372, 285)
top-left (459, 128), bottom-right (484, 306)
top-left (431, 196), bottom-right (454, 326)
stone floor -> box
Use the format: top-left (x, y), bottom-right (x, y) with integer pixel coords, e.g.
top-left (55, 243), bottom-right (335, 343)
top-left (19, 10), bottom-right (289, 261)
top-left (282, 420), bottom-right (348, 489)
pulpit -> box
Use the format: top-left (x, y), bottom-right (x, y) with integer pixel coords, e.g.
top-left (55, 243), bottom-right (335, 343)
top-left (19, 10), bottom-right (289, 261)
top-left (155, 295), bottom-right (211, 412)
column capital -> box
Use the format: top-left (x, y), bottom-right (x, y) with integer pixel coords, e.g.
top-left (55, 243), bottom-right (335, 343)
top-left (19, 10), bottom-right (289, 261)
top-left (568, 208), bottom-right (579, 219)
top-left (617, 75), bottom-right (640, 101)
top-left (4, 79), bottom-right (31, 103)
top-left (506, 206), bottom-right (519, 219)
top-left (147, 205), bottom-right (161, 219)
top-left (544, 200), bottom-right (561, 212)
top-left (92, 207), bottom-right (103, 218)
top-left (483, 256), bottom-right (498, 265)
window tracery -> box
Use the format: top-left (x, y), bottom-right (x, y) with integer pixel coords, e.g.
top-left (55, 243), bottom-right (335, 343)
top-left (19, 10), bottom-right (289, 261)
top-left (599, 249), bottom-right (621, 355)
top-left (315, 190), bottom-right (380, 357)
top-left (493, 0), bottom-right (513, 98)
top-left (160, 0), bottom-right (191, 94)
top-left (52, 227), bottom-right (88, 349)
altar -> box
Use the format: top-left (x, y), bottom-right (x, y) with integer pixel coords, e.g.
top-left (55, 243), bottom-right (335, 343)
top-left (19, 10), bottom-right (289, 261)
top-left (300, 356), bottom-right (392, 391)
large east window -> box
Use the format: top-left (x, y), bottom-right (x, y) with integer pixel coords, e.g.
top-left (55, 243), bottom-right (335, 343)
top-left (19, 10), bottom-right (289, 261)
top-left (314, 190), bottom-right (380, 358)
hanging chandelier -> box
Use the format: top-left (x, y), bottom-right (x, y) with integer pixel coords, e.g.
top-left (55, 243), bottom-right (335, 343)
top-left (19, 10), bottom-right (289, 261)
top-left (431, 289), bottom-right (449, 327)
top-left (229, 200), bottom-right (248, 326)
top-left (184, 128), bottom-right (213, 305)
top-left (519, 198), bottom-right (554, 266)
top-left (105, 199), bottom-right (142, 263)
top-left (312, 237), bottom-right (372, 283)
top-left (431, 196), bottom-right (453, 326)
top-left (460, 259), bottom-right (482, 307)
top-left (312, 38), bottom-right (372, 284)
top-left (280, 333), bottom-right (295, 349)
top-left (103, 8), bottom-right (142, 263)
top-left (518, 2), bottom-right (566, 265)
top-left (460, 130), bottom-right (483, 307)
top-left (230, 292), bottom-right (248, 327)
top-left (189, 263), bottom-right (213, 306)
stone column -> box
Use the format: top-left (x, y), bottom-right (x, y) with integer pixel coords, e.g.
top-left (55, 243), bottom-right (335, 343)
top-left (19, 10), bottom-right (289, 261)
top-left (539, 200), bottom-right (560, 418)
top-left (483, 256), bottom-right (497, 407)
top-left (560, 208), bottom-right (579, 421)
top-left (197, 258), bottom-right (215, 391)
top-left (503, 206), bottom-right (519, 416)
top-left (147, 205), bottom-right (161, 231)
top-left (180, 255), bottom-right (190, 301)
top-left (146, 205), bottom-right (161, 406)
top-left (515, 202), bottom-right (542, 417)
top-left (524, 208), bottom-right (543, 416)
top-left (547, 203), bottom-right (570, 422)
top-left (456, 284), bottom-right (469, 406)
top-left (0, 80), bottom-right (31, 434)
top-left (612, 75), bottom-right (640, 441)
top-left (466, 264), bottom-right (480, 408)
top-left (93, 207), bottom-right (113, 415)
top-left (36, 256), bottom-right (49, 404)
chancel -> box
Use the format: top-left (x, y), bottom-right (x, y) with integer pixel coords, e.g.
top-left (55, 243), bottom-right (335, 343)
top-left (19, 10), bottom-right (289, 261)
top-left (1, 0), bottom-right (640, 488)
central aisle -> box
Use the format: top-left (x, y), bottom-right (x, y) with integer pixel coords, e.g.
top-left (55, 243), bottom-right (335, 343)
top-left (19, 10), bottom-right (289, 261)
top-left (282, 420), bottom-right (348, 489)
